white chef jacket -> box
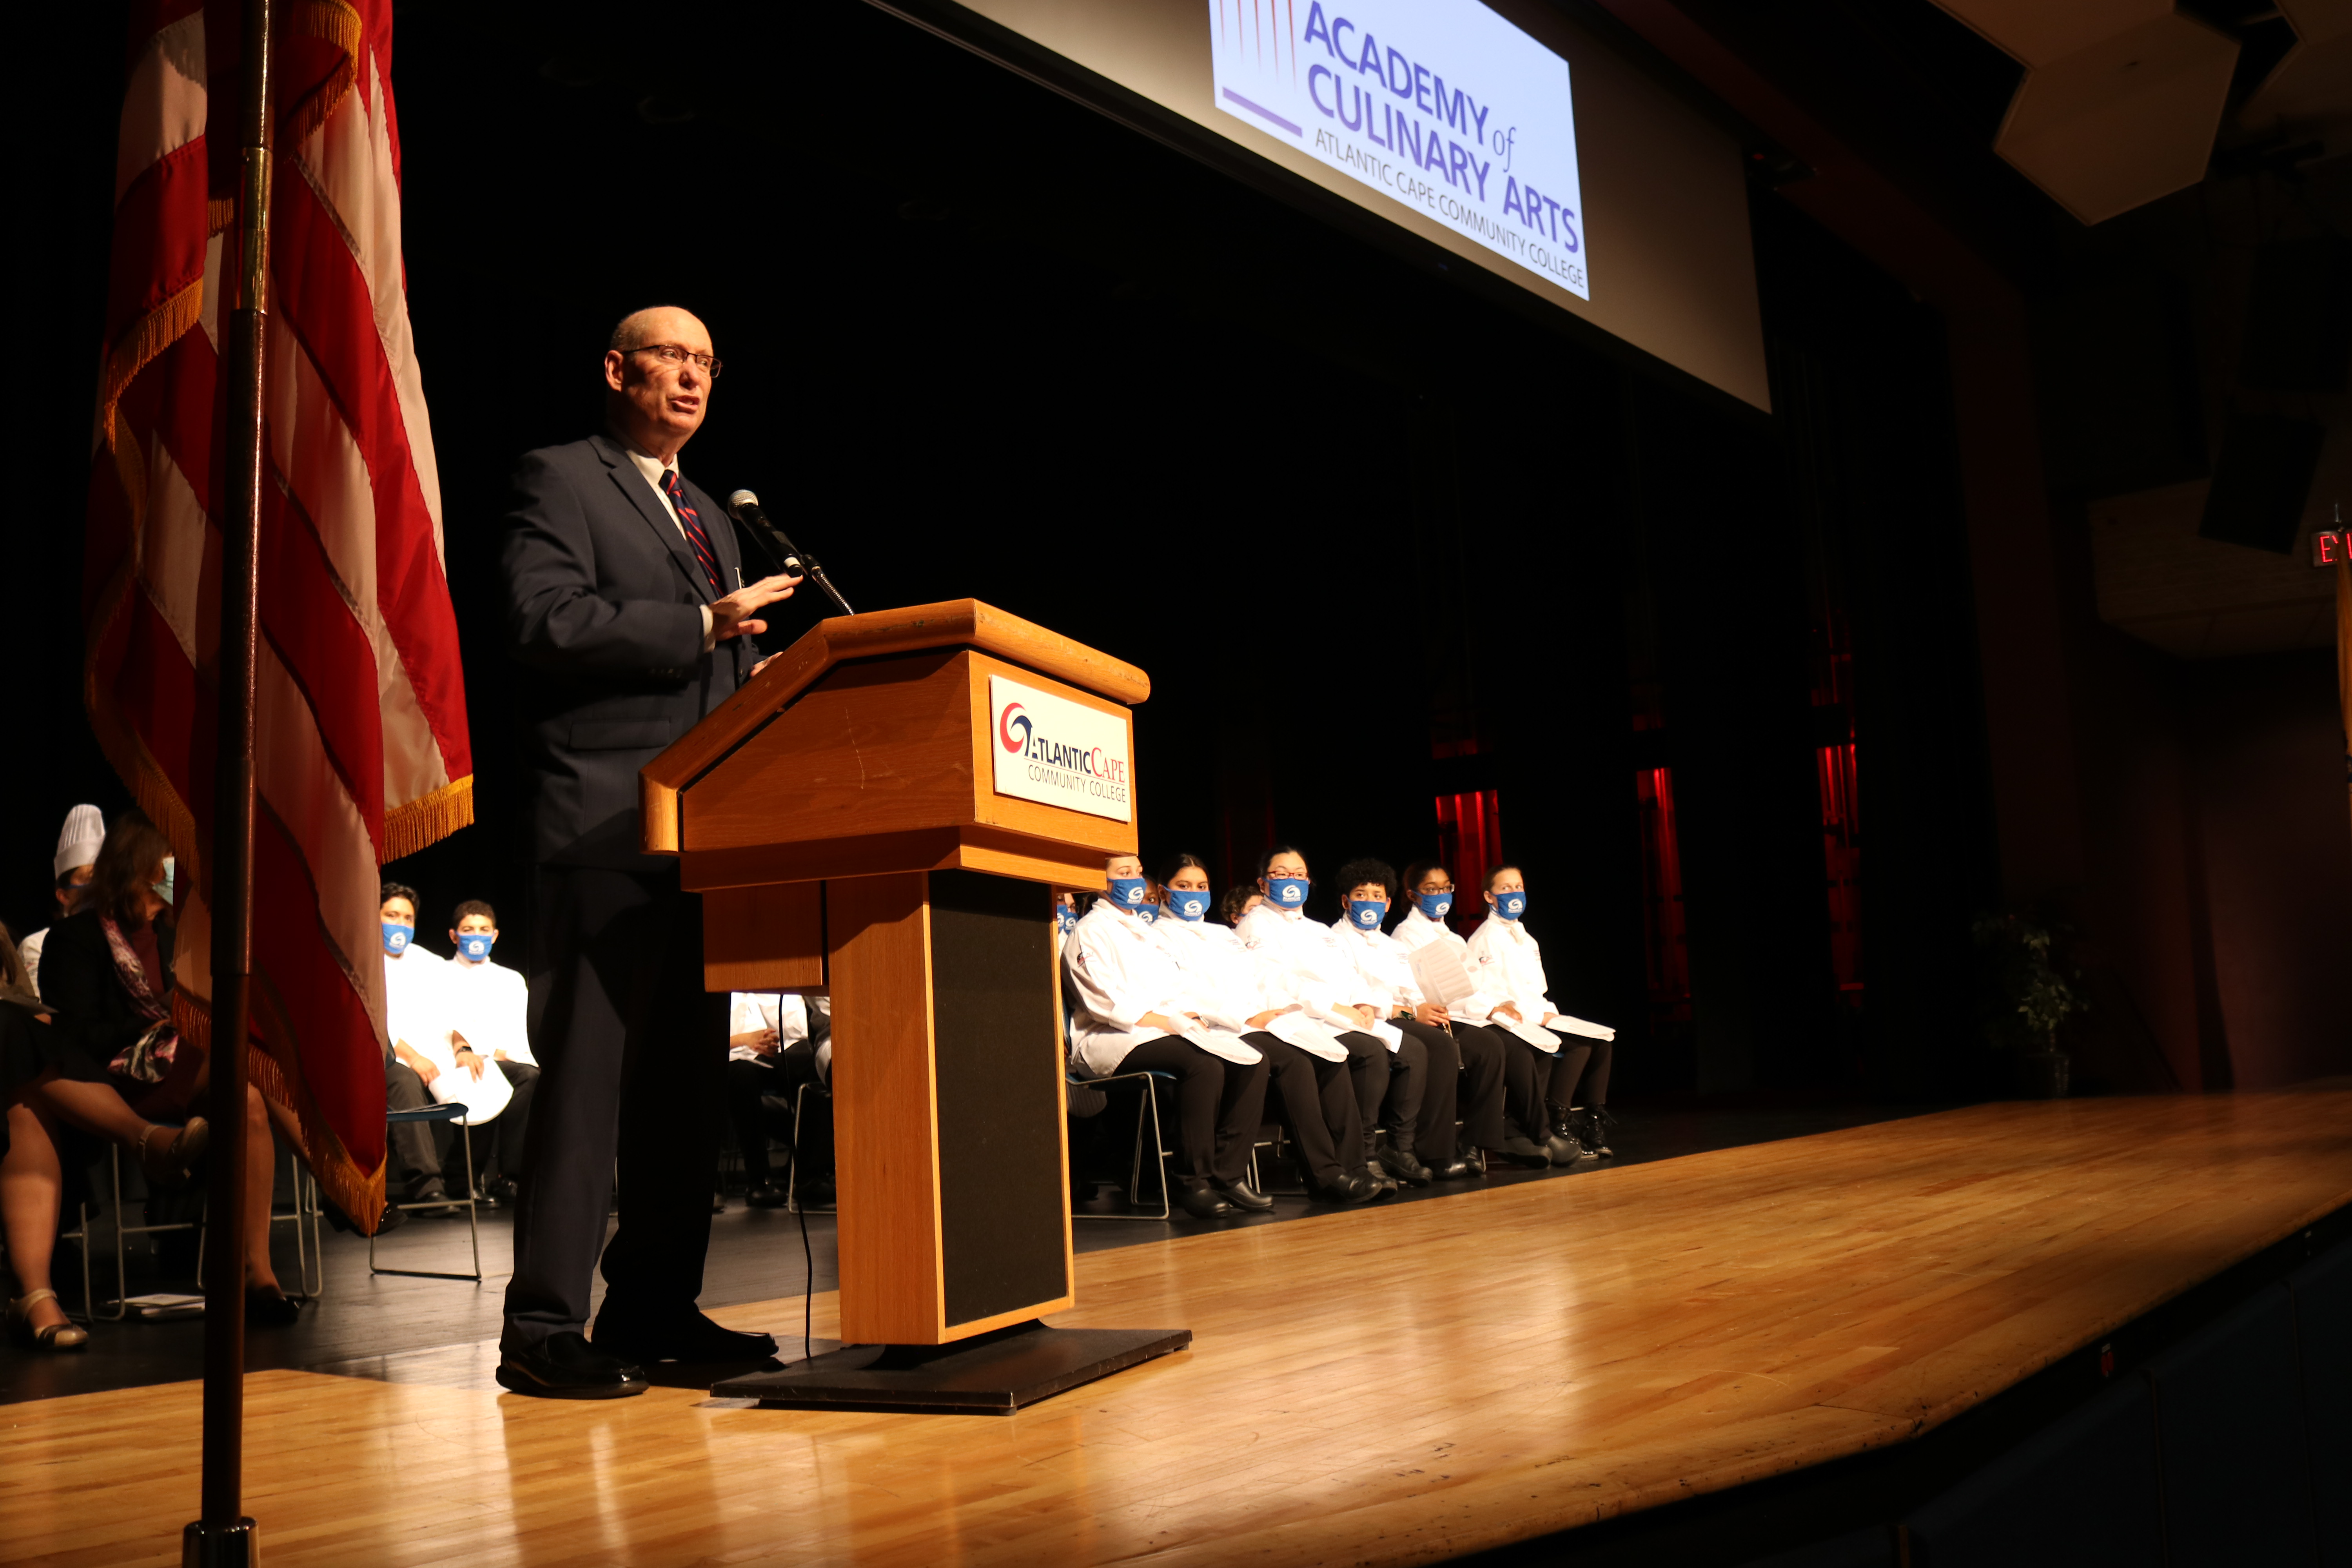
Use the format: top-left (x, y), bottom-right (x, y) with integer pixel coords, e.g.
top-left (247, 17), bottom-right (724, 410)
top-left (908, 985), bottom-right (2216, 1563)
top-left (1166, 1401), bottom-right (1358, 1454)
top-left (728, 991), bottom-right (832, 1082)
top-left (1064, 901), bottom-right (1261, 1075)
top-left (1462, 916), bottom-right (1563, 1025)
top-left (1236, 902), bottom-right (1404, 1052)
top-left (1390, 906), bottom-right (1504, 1023)
top-left (439, 955), bottom-right (535, 1066)
top-left (1327, 916), bottom-right (1426, 1011)
top-left (1153, 917), bottom-right (1348, 1062)
top-left (19, 927), bottom-right (50, 997)
top-left (382, 946), bottom-right (452, 1068)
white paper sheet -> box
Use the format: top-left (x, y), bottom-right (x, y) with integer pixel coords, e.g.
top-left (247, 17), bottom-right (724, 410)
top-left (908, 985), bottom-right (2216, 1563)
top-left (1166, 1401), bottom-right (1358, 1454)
top-left (1406, 942), bottom-right (1478, 1007)
top-left (1549, 1014), bottom-right (1617, 1042)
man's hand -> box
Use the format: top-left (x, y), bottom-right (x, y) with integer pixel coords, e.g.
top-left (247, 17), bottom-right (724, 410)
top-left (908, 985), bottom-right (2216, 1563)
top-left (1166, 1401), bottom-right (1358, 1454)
top-left (1246, 1009), bottom-right (1284, 1029)
top-left (728, 1027), bottom-right (782, 1056)
top-left (1334, 1003), bottom-right (1376, 1029)
top-left (454, 1048), bottom-right (488, 1081)
top-left (396, 1042), bottom-right (439, 1087)
top-left (1413, 1001), bottom-right (1450, 1028)
top-left (1493, 1001), bottom-right (1523, 1022)
top-left (493, 1050), bottom-right (511, 1063)
top-left (1137, 1011), bottom-right (1195, 1036)
top-left (712, 572), bottom-right (802, 643)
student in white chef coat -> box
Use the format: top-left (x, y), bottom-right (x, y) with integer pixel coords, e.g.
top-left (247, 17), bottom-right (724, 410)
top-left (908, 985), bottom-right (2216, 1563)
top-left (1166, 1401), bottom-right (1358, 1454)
top-left (720, 990), bottom-right (832, 1208)
top-left (1153, 855), bottom-right (1379, 1206)
top-left (1065, 854), bottom-right (1274, 1219)
top-left (439, 900), bottom-right (541, 1203)
top-left (1236, 846), bottom-right (1430, 1189)
top-left (1462, 864), bottom-right (1618, 1160)
top-left (379, 883), bottom-right (455, 1208)
top-left (1395, 861), bottom-right (1564, 1167)
top-left (1328, 857), bottom-right (1505, 1180)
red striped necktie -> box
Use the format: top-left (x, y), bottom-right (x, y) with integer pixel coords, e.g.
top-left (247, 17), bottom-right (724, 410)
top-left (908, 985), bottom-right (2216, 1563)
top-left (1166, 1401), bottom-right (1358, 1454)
top-left (660, 469), bottom-right (722, 598)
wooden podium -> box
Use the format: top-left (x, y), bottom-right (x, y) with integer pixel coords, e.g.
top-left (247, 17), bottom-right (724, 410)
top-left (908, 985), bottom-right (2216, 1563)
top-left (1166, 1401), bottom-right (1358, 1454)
top-left (640, 599), bottom-right (1189, 1410)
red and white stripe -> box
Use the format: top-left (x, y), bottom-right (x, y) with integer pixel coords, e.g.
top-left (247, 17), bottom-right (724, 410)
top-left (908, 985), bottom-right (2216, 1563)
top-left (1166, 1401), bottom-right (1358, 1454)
top-left (84, 0), bottom-right (472, 1224)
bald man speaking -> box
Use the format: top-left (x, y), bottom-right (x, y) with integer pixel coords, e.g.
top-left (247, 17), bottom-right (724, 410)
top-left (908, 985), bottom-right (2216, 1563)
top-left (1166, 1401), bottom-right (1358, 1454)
top-left (496, 307), bottom-right (800, 1397)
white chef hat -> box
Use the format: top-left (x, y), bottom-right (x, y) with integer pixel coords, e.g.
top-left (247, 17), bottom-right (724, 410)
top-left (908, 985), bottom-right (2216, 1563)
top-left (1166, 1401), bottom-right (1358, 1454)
top-left (54, 804), bottom-right (106, 879)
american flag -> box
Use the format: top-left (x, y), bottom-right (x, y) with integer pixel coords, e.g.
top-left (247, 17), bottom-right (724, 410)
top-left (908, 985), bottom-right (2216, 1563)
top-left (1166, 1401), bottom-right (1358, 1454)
top-left (85, 0), bottom-right (471, 1224)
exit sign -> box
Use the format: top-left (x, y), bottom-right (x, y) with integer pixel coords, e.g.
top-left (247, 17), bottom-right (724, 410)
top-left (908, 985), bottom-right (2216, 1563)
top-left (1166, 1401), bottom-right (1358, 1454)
top-left (2317, 530), bottom-right (2347, 567)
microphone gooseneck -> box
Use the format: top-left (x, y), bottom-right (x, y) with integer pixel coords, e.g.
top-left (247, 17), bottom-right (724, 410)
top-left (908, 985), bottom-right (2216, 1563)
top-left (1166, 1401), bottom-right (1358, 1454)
top-left (726, 490), bottom-right (855, 616)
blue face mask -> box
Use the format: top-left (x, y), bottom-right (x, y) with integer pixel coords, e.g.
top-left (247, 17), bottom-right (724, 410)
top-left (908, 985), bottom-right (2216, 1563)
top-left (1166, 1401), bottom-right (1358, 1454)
top-left (1265, 875), bottom-right (1310, 909)
top-left (1492, 889), bottom-right (1528, 920)
top-left (1347, 898), bottom-right (1388, 930)
top-left (1056, 905), bottom-right (1077, 936)
top-left (1415, 891), bottom-right (1453, 922)
top-left (1107, 877), bottom-right (1149, 910)
top-left (1136, 903), bottom-right (1158, 924)
top-left (1165, 889), bottom-right (1210, 922)
top-left (152, 857), bottom-right (175, 906)
top-left (457, 932), bottom-right (495, 962)
top-left (382, 922), bottom-right (414, 956)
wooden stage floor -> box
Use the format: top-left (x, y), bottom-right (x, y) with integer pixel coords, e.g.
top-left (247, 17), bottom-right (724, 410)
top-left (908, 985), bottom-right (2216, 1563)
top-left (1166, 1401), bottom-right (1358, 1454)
top-left (7, 1092), bottom-right (2348, 1568)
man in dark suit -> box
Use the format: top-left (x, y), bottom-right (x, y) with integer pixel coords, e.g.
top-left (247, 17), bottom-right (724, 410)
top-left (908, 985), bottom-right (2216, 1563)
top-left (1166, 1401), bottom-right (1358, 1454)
top-left (495, 305), bottom-right (802, 1399)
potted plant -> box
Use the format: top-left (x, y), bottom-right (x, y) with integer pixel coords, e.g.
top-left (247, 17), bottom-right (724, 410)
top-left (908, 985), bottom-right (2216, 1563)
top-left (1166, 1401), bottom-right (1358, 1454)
top-left (1972, 913), bottom-right (2087, 1098)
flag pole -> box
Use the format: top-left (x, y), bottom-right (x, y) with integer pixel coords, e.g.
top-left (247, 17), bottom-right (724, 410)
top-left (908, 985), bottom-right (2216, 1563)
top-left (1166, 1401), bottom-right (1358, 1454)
top-left (187, 0), bottom-right (272, 1560)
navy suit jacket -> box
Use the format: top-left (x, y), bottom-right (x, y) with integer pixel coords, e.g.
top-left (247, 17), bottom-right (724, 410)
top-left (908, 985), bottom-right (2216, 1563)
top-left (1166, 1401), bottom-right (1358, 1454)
top-left (500, 432), bottom-right (756, 869)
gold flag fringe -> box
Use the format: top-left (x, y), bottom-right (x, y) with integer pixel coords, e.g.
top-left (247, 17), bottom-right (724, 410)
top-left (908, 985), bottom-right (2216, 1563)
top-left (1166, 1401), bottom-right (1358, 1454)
top-left (175, 987), bottom-right (388, 1234)
top-left (382, 774), bottom-right (474, 862)
top-left (283, 0), bottom-right (363, 145)
top-left (95, 278), bottom-right (203, 523)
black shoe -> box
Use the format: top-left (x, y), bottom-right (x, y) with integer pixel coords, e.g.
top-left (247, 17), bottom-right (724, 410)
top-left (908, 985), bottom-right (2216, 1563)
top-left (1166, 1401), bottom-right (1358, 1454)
top-left (592, 1310), bottom-right (779, 1365)
top-left (745, 1182), bottom-right (788, 1209)
top-left (1377, 1140), bottom-right (1434, 1186)
top-left (244, 1288), bottom-right (303, 1327)
top-left (1490, 1136), bottom-right (1553, 1170)
top-left (1577, 1107), bottom-right (1616, 1158)
top-left (407, 1177), bottom-right (463, 1217)
top-left (497, 1331), bottom-right (650, 1399)
top-left (1429, 1156), bottom-right (1476, 1180)
top-left (1315, 1171), bottom-right (1382, 1205)
top-left (1211, 1178), bottom-right (1274, 1212)
top-left (1175, 1180), bottom-right (1237, 1219)
top-left (481, 1174), bottom-right (520, 1205)
top-left (1543, 1131), bottom-right (1586, 1165)
top-left (798, 1176), bottom-right (836, 1208)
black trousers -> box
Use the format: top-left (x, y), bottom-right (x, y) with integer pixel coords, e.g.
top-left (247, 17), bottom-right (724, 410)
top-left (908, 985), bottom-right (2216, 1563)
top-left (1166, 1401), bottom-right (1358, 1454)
top-left (384, 1056), bottom-right (439, 1186)
top-left (463, 1060), bottom-right (540, 1181)
top-left (720, 1041), bottom-right (827, 1187)
top-left (1543, 1031), bottom-right (1614, 1109)
top-left (1422, 1020), bottom-right (1512, 1155)
top-left (1492, 1031), bottom-right (1556, 1145)
top-left (1257, 1034), bottom-right (1362, 1186)
top-left (1336, 1029), bottom-right (1425, 1159)
top-left (1114, 1036), bottom-right (1269, 1185)
top-left (501, 864), bottom-right (727, 1352)
top-left (1388, 1018), bottom-right (1466, 1161)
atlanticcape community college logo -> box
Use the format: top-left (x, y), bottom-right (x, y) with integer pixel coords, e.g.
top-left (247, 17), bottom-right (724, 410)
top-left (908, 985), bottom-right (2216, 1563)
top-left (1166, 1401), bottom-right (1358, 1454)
top-left (988, 676), bottom-right (1134, 824)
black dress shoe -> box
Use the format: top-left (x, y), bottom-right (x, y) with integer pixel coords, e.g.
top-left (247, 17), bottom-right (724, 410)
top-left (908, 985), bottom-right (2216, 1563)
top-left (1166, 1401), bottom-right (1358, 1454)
top-left (244, 1288), bottom-right (303, 1327)
top-left (592, 1310), bottom-right (779, 1365)
top-left (497, 1331), bottom-right (649, 1399)
top-left (745, 1182), bottom-right (788, 1209)
top-left (481, 1174), bottom-right (520, 1205)
top-left (1429, 1156), bottom-right (1476, 1180)
top-left (1490, 1137), bottom-right (1553, 1169)
top-left (1211, 1178), bottom-right (1274, 1212)
top-left (1315, 1171), bottom-right (1381, 1205)
top-left (1175, 1181), bottom-right (1237, 1219)
top-left (1377, 1142), bottom-right (1434, 1186)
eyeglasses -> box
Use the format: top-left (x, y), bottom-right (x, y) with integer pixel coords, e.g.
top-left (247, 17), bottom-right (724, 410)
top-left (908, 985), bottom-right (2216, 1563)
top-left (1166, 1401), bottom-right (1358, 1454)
top-left (623, 343), bottom-right (723, 379)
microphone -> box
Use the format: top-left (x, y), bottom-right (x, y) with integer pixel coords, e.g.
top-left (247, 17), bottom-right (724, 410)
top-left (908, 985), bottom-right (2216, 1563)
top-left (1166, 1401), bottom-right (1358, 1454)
top-left (726, 490), bottom-right (855, 616)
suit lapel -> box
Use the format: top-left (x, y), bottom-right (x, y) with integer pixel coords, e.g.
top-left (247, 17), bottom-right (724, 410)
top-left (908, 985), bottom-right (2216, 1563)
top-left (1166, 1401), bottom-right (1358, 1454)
top-left (590, 432), bottom-right (713, 606)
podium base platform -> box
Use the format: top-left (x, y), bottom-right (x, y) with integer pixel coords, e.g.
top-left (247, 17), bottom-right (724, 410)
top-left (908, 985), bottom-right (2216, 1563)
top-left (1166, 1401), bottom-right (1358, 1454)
top-left (710, 1319), bottom-right (1191, 1415)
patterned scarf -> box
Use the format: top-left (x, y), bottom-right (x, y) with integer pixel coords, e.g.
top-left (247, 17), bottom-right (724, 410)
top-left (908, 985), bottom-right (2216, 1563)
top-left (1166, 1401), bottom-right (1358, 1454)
top-left (99, 915), bottom-right (178, 1082)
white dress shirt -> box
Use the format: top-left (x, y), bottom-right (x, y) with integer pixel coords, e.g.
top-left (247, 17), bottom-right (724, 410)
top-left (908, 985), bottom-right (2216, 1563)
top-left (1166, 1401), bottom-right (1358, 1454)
top-left (382, 946), bottom-right (452, 1068)
top-left (439, 955), bottom-right (535, 1066)
top-left (619, 442), bottom-right (719, 650)
top-left (1236, 902), bottom-right (1403, 1052)
top-left (1064, 902), bottom-right (1261, 1075)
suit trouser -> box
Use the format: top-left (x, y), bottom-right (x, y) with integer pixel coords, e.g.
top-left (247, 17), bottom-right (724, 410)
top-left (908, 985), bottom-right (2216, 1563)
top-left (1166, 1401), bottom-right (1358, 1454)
top-left (1257, 1034), bottom-right (1361, 1187)
top-left (1495, 1033), bottom-right (1555, 1144)
top-left (1542, 1032), bottom-right (1613, 1110)
top-left (1112, 1037), bottom-right (1269, 1185)
top-left (383, 1055), bottom-right (440, 1186)
top-left (501, 864), bottom-right (726, 1352)
top-left (1388, 1018), bottom-right (1465, 1161)
top-left (1337, 1029), bottom-right (1424, 1160)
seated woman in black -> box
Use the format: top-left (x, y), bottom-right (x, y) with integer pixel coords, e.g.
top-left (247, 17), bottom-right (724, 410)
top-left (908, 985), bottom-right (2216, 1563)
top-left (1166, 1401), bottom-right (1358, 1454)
top-left (38, 809), bottom-right (306, 1323)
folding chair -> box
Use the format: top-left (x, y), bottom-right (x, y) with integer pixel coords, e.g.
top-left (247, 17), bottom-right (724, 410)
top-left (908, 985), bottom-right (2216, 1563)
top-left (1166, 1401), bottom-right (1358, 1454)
top-left (786, 1081), bottom-right (835, 1214)
top-left (65, 1132), bottom-right (321, 1324)
top-left (370, 1103), bottom-right (481, 1281)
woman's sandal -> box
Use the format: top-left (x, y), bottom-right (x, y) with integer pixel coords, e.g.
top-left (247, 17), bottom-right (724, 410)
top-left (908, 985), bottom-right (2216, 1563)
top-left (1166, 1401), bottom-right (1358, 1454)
top-left (6, 1289), bottom-right (90, 1352)
top-left (138, 1117), bottom-right (210, 1188)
